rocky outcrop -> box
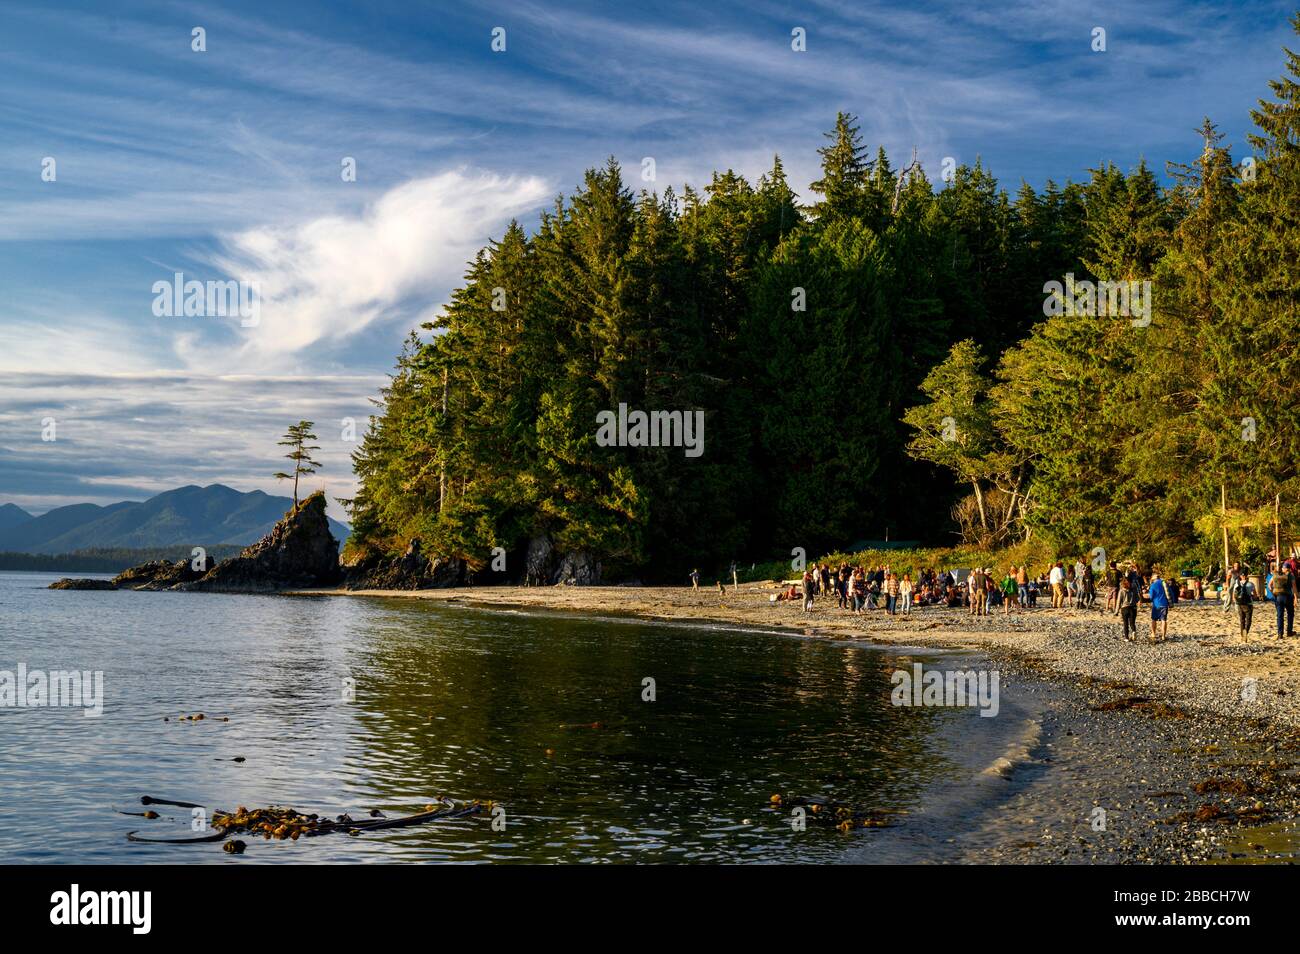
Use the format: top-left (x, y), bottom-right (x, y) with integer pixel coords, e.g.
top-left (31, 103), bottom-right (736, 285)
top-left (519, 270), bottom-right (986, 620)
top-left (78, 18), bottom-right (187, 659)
top-left (100, 493), bottom-right (340, 593)
top-left (112, 560), bottom-right (174, 588)
top-left (112, 552), bottom-right (214, 591)
top-left (522, 535), bottom-right (555, 586)
top-left (183, 492), bottom-right (341, 592)
top-left (522, 534), bottom-right (600, 586)
top-left (48, 578), bottom-right (117, 590)
top-left (343, 538), bottom-right (466, 590)
top-left (553, 550), bottom-right (601, 586)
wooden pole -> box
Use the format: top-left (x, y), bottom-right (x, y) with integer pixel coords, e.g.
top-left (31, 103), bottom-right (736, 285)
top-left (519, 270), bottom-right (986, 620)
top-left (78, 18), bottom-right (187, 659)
top-left (1221, 484), bottom-right (1230, 577)
top-left (1275, 494), bottom-right (1282, 572)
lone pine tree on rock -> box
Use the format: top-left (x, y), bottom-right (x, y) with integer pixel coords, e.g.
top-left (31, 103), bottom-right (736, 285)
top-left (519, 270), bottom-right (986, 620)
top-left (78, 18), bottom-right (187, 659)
top-left (276, 421), bottom-right (321, 508)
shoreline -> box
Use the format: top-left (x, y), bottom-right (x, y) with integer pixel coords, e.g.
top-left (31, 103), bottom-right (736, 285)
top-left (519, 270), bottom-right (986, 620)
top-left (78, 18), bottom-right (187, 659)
top-left (300, 583), bottom-right (1300, 727)
top-left (297, 583), bottom-right (1300, 863)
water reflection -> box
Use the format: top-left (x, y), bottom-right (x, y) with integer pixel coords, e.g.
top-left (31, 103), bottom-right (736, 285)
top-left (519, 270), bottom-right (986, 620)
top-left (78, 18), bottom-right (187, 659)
top-left (1, 575), bottom-right (967, 864)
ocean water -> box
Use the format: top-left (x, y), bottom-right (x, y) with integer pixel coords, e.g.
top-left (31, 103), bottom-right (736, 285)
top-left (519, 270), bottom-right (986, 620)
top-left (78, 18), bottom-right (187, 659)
top-left (0, 571), bottom-right (1036, 863)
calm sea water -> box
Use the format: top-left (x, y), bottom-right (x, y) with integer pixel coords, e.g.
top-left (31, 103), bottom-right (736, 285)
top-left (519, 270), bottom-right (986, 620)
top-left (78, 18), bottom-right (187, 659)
top-left (0, 571), bottom-right (1032, 863)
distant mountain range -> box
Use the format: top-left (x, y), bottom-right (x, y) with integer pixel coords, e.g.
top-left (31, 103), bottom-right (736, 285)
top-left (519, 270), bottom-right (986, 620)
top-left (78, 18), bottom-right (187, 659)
top-left (0, 485), bottom-right (350, 555)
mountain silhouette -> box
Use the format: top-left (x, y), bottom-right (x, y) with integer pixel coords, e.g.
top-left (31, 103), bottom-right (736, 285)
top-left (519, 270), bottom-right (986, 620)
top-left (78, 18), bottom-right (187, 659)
top-left (0, 503), bottom-right (34, 532)
top-left (0, 485), bottom-right (349, 554)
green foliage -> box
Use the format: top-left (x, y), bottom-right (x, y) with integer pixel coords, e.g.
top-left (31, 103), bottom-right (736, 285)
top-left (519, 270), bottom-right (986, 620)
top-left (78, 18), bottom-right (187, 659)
top-left (347, 19), bottom-right (1300, 579)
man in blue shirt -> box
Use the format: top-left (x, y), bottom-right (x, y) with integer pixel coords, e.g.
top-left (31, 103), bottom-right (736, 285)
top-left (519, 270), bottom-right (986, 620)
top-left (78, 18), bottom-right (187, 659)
top-left (1148, 567), bottom-right (1172, 643)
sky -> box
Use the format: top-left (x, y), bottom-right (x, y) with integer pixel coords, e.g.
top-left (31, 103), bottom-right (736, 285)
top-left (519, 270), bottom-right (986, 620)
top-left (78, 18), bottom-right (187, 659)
top-left (0, 0), bottom-right (1295, 517)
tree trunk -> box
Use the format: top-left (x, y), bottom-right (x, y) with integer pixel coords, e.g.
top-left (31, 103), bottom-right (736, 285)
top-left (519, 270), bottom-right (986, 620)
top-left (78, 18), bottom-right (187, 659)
top-left (439, 368), bottom-right (448, 513)
top-left (972, 481), bottom-right (988, 530)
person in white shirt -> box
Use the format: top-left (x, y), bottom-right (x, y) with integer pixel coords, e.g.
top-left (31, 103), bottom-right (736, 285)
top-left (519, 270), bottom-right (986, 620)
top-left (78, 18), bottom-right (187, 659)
top-left (1049, 562), bottom-right (1065, 608)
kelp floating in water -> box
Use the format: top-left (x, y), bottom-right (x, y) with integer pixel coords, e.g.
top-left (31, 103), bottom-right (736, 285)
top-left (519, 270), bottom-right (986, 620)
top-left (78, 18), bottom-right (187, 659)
top-left (123, 795), bottom-right (489, 847)
top-left (766, 794), bottom-right (898, 832)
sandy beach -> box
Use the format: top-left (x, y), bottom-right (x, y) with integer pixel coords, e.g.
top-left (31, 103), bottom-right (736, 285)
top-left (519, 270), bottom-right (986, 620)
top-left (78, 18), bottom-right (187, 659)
top-left (300, 583), bottom-right (1300, 863)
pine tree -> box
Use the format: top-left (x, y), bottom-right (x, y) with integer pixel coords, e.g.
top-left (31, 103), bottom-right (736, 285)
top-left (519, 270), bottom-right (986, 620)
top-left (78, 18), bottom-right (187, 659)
top-left (275, 421), bottom-right (321, 508)
top-left (809, 112), bottom-right (871, 221)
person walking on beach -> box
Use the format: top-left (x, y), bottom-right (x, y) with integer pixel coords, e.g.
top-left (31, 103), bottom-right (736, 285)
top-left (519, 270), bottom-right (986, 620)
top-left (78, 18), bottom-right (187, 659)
top-left (1148, 567), bottom-right (1172, 643)
top-left (1117, 577), bottom-right (1138, 640)
top-left (690, 568), bottom-right (700, 591)
top-left (1225, 562), bottom-right (1242, 611)
top-left (1268, 562), bottom-right (1295, 638)
top-left (899, 573), bottom-right (913, 616)
top-left (1231, 568), bottom-right (1255, 641)
top-left (801, 570), bottom-right (815, 612)
top-left (1049, 561), bottom-right (1065, 608)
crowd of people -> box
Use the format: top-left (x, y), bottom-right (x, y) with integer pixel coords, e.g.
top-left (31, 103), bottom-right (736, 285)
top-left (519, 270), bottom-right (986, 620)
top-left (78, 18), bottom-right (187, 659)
top-left (763, 555), bottom-right (1300, 644)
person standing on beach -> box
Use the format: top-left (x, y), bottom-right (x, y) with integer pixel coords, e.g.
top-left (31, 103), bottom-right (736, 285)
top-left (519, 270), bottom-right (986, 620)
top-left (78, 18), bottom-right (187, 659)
top-left (690, 568), bottom-right (700, 591)
top-left (1148, 567), bottom-right (1172, 643)
top-left (885, 571), bottom-right (900, 615)
top-left (1117, 577), bottom-right (1138, 640)
top-left (801, 570), bottom-right (815, 612)
top-left (968, 567), bottom-right (983, 615)
top-left (1105, 561), bottom-right (1120, 614)
top-left (1231, 568), bottom-right (1255, 641)
top-left (1081, 562), bottom-right (1096, 609)
top-left (1049, 561), bottom-right (1065, 608)
top-left (899, 573), bottom-right (913, 616)
top-left (1000, 569), bottom-right (1017, 614)
top-left (1015, 564), bottom-right (1029, 609)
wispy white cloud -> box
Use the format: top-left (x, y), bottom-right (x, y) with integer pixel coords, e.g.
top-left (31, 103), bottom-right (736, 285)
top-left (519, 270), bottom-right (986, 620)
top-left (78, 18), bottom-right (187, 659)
top-left (204, 169), bottom-right (551, 368)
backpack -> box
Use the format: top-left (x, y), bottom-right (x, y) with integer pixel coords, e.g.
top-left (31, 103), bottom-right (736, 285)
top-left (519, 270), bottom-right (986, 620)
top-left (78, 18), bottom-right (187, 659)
top-left (1270, 572), bottom-right (1290, 596)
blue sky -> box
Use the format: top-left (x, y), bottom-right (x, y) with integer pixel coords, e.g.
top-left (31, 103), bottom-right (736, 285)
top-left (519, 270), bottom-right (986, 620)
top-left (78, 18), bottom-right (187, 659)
top-left (0, 0), bottom-right (1295, 516)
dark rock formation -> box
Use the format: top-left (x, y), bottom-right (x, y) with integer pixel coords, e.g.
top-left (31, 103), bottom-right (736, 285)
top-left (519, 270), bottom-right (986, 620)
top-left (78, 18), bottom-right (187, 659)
top-left (522, 535), bottom-right (600, 585)
top-left (112, 560), bottom-right (174, 588)
top-left (112, 552), bottom-right (214, 591)
top-left (343, 538), bottom-right (465, 590)
top-left (48, 578), bottom-right (117, 590)
top-left (522, 535), bottom-right (555, 586)
top-left (553, 550), bottom-right (601, 586)
top-left (183, 492), bottom-right (341, 592)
